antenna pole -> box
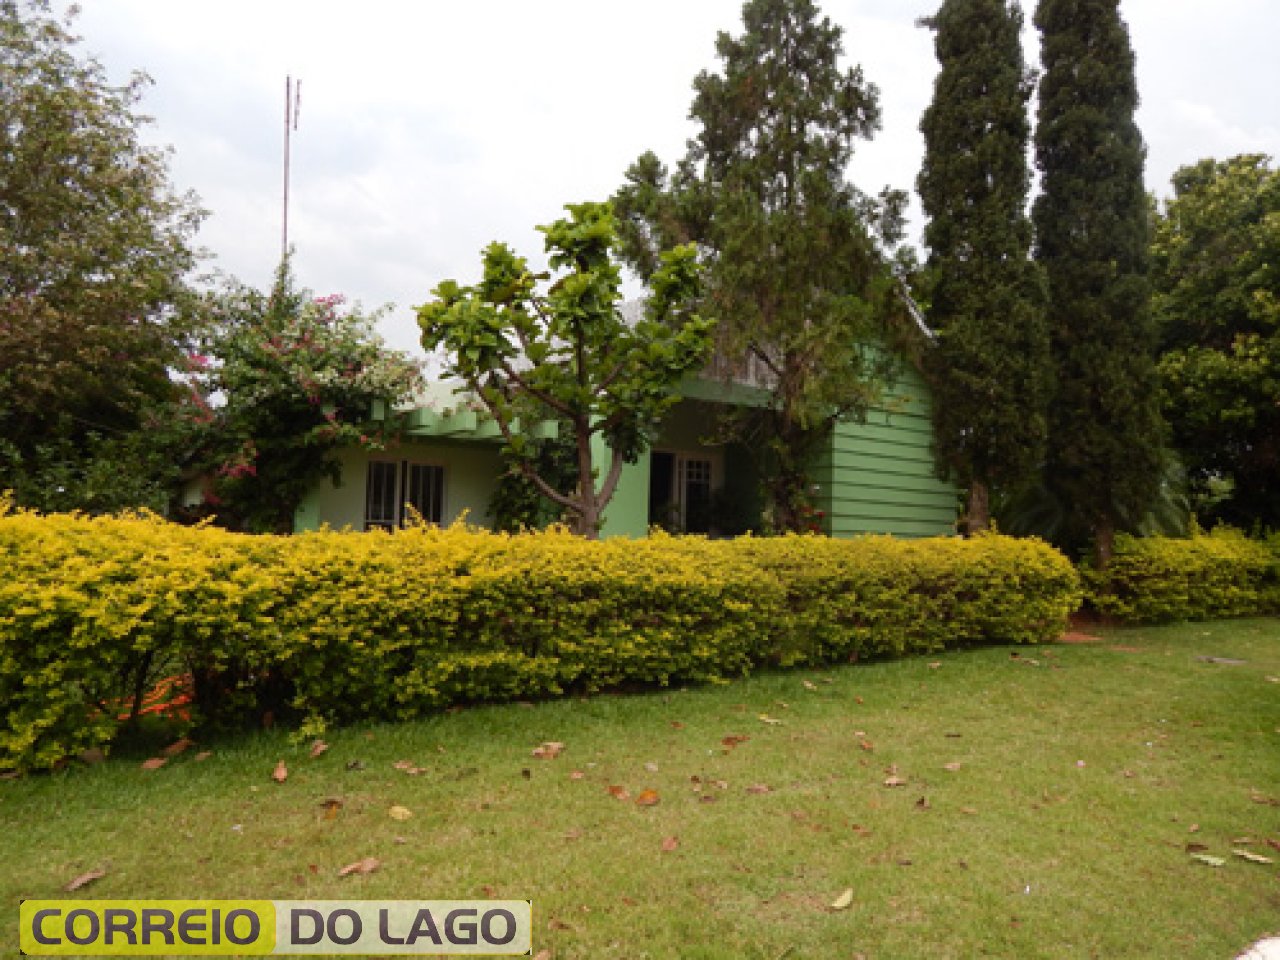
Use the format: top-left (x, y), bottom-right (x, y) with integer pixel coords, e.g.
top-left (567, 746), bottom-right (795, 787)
top-left (282, 76), bottom-right (300, 261)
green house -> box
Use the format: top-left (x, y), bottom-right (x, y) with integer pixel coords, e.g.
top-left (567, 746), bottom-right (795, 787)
top-left (293, 361), bottom-right (958, 539)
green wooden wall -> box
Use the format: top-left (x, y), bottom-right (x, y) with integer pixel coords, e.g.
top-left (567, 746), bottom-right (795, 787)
top-left (809, 363), bottom-right (959, 538)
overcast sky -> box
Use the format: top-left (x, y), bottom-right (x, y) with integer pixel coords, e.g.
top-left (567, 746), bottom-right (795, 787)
top-left (72, 0), bottom-right (1280, 358)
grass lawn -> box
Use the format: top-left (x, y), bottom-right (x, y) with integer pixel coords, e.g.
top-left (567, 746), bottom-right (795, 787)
top-left (3, 618), bottom-right (1278, 959)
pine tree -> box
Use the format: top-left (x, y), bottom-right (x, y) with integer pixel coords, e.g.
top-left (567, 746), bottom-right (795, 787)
top-left (917, 0), bottom-right (1049, 532)
top-left (1032, 0), bottom-right (1163, 563)
top-left (614, 0), bottom-right (905, 532)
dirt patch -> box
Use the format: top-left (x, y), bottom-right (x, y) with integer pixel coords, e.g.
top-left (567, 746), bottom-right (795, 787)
top-left (1057, 631), bottom-right (1102, 644)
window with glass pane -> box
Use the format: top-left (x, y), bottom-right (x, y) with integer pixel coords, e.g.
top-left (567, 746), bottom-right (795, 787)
top-left (365, 461), bottom-right (399, 529)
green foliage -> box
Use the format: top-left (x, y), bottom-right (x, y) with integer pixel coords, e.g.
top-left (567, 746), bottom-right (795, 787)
top-left (418, 202), bottom-right (713, 538)
top-left (1032, 0), bottom-right (1166, 562)
top-left (1083, 527), bottom-right (1280, 623)
top-left (613, 0), bottom-right (907, 532)
top-left (1153, 154), bottom-right (1280, 529)
top-left (0, 0), bottom-right (204, 503)
top-left (0, 501), bottom-right (1081, 772)
top-left (182, 261), bottom-right (422, 533)
top-left (916, 0), bottom-right (1050, 531)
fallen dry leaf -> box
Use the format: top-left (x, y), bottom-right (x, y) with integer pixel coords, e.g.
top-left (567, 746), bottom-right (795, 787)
top-left (309, 740), bottom-right (329, 759)
top-left (745, 783), bottom-right (773, 795)
top-left (831, 887), bottom-right (854, 911)
top-left (943, 762), bottom-right (962, 772)
top-left (1188, 824), bottom-right (1201, 833)
top-left (644, 761), bottom-right (659, 773)
top-left (859, 739), bottom-right (875, 752)
top-left (547, 918), bottom-right (572, 932)
top-left (884, 776), bottom-right (908, 788)
top-left (161, 738), bottom-right (194, 758)
top-left (388, 805), bottom-right (413, 821)
top-left (758, 714), bottom-right (783, 725)
top-left (271, 760), bottom-right (288, 784)
top-left (670, 721), bottom-right (684, 729)
top-left (661, 836), bottom-right (680, 852)
top-left (1266, 839), bottom-right (1280, 853)
top-left (607, 785), bottom-right (630, 801)
top-left (635, 789), bottom-right (661, 807)
top-left (803, 680), bottom-right (818, 691)
top-left (140, 757), bottom-right (168, 771)
top-left (928, 662), bottom-right (942, 669)
top-left (532, 741), bottom-right (565, 760)
top-left (1185, 842), bottom-right (1209, 854)
top-left (570, 770), bottom-right (585, 781)
top-left (1234, 849), bottom-right (1274, 864)
top-left (64, 868), bottom-right (106, 892)
top-left (194, 751), bottom-right (212, 762)
top-left (1190, 853), bottom-right (1225, 867)
top-left (915, 796), bottom-right (930, 810)
top-left (338, 857), bottom-right (380, 877)
top-left (721, 734), bottom-right (750, 749)
top-left (319, 798), bottom-right (343, 820)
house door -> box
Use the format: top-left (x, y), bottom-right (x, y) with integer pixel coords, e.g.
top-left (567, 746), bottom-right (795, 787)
top-left (648, 451), bottom-right (715, 534)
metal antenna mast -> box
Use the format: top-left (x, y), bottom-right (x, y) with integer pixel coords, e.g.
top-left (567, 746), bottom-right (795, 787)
top-left (281, 75), bottom-right (301, 260)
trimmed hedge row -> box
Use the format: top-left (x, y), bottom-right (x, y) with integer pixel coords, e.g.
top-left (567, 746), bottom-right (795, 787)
top-left (0, 503), bottom-right (1081, 771)
top-left (1083, 528), bottom-right (1280, 623)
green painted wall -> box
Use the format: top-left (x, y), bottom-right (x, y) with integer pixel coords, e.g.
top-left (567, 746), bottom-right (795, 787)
top-left (294, 440), bottom-right (505, 532)
top-left (594, 432), bottom-right (651, 539)
top-left (809, 363), bottom-right (958, 538)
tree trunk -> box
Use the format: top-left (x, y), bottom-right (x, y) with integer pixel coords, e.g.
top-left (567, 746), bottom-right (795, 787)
top-left (966, 480), bottom-right (991, 535)
top-left (1093, 516), bottom-right (1116, 569)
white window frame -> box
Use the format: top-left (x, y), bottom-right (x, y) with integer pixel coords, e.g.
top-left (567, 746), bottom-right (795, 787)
top-left (365, 460), bottom-right (445, 530)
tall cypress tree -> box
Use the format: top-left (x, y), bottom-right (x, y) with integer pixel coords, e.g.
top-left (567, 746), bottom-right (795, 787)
top-left (917, 0), bottom-right (1049, 533)
top-left (614, 0), bottom-right (905, 533)
top-left (1032, 0), bottom-right (1162, 563)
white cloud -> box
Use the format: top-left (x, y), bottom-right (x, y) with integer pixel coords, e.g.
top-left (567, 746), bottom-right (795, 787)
top-left (68, 0), bottom-right (1280, 357)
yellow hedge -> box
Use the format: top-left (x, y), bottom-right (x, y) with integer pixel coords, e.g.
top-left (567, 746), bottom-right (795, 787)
top-left (0, 501), bottom-right (1081, 771)
top-left (1084, 528), bottom-right (1280, 623)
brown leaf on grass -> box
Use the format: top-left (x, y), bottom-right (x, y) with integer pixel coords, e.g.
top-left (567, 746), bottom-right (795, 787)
top-left (745, 783), bottom-right (773, 795)
top-left (1234, 849), bottom-right (1274, 864)
top-left (635, 789), bottom-right (661, 807)
top-left (547, 918), bottom-right (573, 931)
top-left (1185, 842), bottom-right (1209, 854)
top-left (928, 662), bottom-right (942, 669)
top-left (670, 721), bottom-right (685, 729)
top-left (309, 740), bottom-right (329, 759)
top-left (482, 884), bottom-right (498, 897)
top-left (1188, 824), bottom-right (1200, 833)
top-left (699, 794), bottom-right (720, 804)
top-left (1250, 790), bottom-right (1279, 807)
top-left (194, 751), bottom-right (212, 762)
top-left (338, 857), bottom-right (380, 876)
top-left (943, 762), bottom-right (962, 772)
top-left (859, 739), bottom-right (875, 752)
top-left (802, 680), bottom-right (818, 691)
top-left (533, 951), bottom-right (552, 960)
top-left (162, 737), bottom-right (195, 758)
top-left (319, 799), bottom-right (343, 820)
top-left (1266, 838), bottom-right (1280, 853)
top-left (388, 805), bottom-right (413, 821)
top-left (831, 887), bottom-right (854, 911)
top-left (758, 714), bottom-right (783, 725)
top-left (661, 836), bottom-right (680, 852)
top-left (570, 770), bottom-right (585, 781)
top-left (607, 785), bottom-right (630, 801)
top-left (140, 757), bottom-right (167, 771)
top-left (532, 741), bottom-right (565, 760)
top-left (883, 776), bottom-right (908, 788)
top-left (915, 796), bottom-right (930, 810)
top-left (64, 868), bottom-right (106, 891)
top-left (271, 760), bottom-right (288, 784)
top-left (721, 734), bottom-right (750, 749)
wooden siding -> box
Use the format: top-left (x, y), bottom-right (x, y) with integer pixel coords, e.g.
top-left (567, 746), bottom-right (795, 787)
top-left (810, 365), bottom-right (958, 538)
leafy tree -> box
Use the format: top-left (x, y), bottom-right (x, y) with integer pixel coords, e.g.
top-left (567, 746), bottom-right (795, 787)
top-left (418, 202), bottom-right (712, 539)
top-left (1032, 0), bottom-right (1163, 563)
top-left (0, 0), bottom-right (203, 502)
top-left (917, 0), bottom-right (1050, 533)
top-left (183, 263), bottom-right (422, 533)
top-left (613, 0), bottom-right (906, 532)
top-left (1154, 154), bottom-right (1280, 529)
